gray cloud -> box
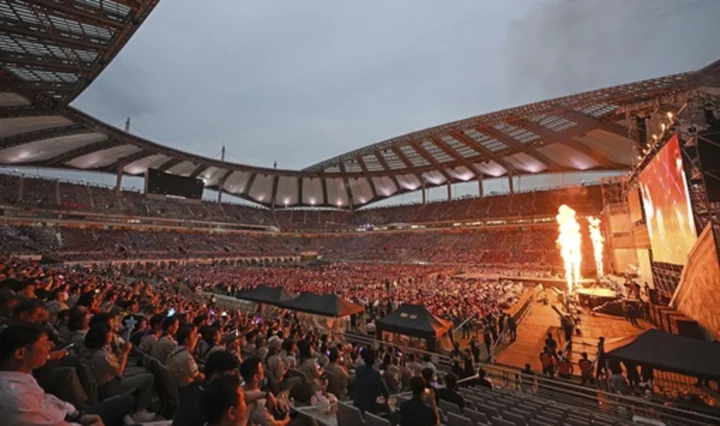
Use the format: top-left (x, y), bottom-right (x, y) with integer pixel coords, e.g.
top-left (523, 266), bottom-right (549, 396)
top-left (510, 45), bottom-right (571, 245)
top-left (503, 0), bottom-right (720, 103)
top-left (67, 0), bottom-right (720, 186)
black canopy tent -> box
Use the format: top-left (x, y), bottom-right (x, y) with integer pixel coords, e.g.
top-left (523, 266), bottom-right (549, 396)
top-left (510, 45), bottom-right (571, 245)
top-left (605, 329), bottom-right (720, 380)
top-left (279, 292), bottom-right (365, 318)
top-left (376, 304), bottom-right (453, 352)
top-left (235, 285), bottom-right (297, 306)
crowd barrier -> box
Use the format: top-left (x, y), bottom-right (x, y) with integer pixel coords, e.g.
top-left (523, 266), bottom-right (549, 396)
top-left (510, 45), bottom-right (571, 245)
top-left (207, 291), bottom-right (720, 425)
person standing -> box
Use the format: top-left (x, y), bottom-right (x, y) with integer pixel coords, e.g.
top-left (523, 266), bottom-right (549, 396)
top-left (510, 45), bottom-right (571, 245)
top-left (578, 352), bottom-right (594, 386)
top-left (353, 348), bottom-right (389, 415)
top-left (399, 376), bottom-right (439, 426)
top-left (507, 315), bottom-right (517, 342)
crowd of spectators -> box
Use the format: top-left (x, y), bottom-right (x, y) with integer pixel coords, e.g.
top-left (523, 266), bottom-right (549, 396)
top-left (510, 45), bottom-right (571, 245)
top-left (164, 263), bottom-right (524, 339)
top-left (0, 173), bottom-right (606, 231)
top-left (352, 185), bottom-right (604, 225)
top-left (0, 222), bottom-right (599, 276)
top-left (0, 257), bottom-right (513, 426)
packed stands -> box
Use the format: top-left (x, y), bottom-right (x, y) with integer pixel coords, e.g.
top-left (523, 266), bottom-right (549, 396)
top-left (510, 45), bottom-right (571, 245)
top-left (1, 256), bottom-right (718, 426)
top-left (21, 175), bottom-right (59, 209)
top-left (0, 221), bottom-right (595, 276)
top-left (274, 209), bottom-right (351, 230)
top-left (352, 185), bottom-right (604, 226)
top-left (0, 174), bottom-right (605, 231)
top-left (59, 181), bottom-right (92, 211)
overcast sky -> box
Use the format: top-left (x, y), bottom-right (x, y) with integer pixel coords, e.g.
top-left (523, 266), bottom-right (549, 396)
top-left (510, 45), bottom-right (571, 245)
top-left (70, 0), bottom-right (720, 173)
top-left (6, 0), bottom-right (717, 204)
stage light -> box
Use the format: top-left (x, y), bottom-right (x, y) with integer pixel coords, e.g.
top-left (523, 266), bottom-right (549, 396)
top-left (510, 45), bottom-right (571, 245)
top-left (652, 134), bottom-right (658, 141)
top-left (667, 112), bottom-right (673, 120)
top-left (661, 123), bottom-right (666, 132)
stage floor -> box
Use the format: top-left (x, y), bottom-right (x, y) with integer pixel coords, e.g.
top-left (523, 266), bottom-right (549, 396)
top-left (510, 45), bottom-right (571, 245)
top-left (455, 272), bottom-right (596, 290)
top-left (494, 290), bottom-right (649, 370)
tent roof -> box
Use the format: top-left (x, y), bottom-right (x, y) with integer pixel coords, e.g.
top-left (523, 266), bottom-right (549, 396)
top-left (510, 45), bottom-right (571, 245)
top-left (605, 329), bottom-right (720, 380)
top-left (377, 303), bottom-right (453, 339)
top-left (236, 285), bottom-right (296, 305)
top-left (279, 292), bottom-right (364, 317)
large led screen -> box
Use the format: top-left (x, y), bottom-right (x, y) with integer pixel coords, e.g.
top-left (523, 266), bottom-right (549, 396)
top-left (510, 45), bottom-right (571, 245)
top-left (639, 135), bottom-right (697, 265)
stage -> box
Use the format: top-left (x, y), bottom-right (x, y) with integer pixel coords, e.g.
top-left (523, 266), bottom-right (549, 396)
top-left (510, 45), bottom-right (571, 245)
top-left (454, 272), bottom-right (596, 291)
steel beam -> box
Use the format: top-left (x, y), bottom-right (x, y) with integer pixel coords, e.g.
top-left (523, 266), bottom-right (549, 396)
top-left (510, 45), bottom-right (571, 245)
top-left (0, 51), bottom-right (92, 73)
top-left (409, 140), bottom-right (454, 182)
top-left (15, 0), bottom-right (128, 28)
top-left (337, 161), bottom-right (355, 208)
top-left (188, 164), bottom-right (206, 179)
top-left (428, 135), bottom-right (483, 177)
top-left (0, 20), bottom-right (105, 52)
top-left (355, 155), bottom-right (378, 200)
top-left (156, 158), bottom-right (184, 173)
top-left (375, 150), bottom-right (404, 193)
top-left (9, 82), bottom-right (74, 93)
top-left (479, 126), bottom-right (561, 172)
top-left (241, 173), bottom-right (257, 197)
top-left (320, 176), bottom-right (329, 207)
top-left (40, 138), bottom-right (120, 166)
top-left (449, 131), bottom-right (516, 175)
top-left (0, 124), bottom-right (86, 149)
top-left (102, 150), bottom-right (152, 173)
top-left (564, 110), bottom-right (630, 139)
top-left (516, 119), bottom-right (626, 169)
top-left (297, 175), bottom-right (304, 207)
top-left (270, 175), bottom-right (279, 209)
top-left (0, 105), bottom-right (55, 119)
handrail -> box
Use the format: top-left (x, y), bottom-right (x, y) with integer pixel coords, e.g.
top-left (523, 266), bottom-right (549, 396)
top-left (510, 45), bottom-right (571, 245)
top-left (208, 290), bottom-right (720, 425)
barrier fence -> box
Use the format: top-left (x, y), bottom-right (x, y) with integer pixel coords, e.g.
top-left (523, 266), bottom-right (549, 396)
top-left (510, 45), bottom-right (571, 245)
top-left (208, 291), bottom-right (720, 425)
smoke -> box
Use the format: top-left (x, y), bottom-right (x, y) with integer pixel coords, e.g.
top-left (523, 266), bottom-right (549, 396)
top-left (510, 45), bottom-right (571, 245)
top-left (588, 216), bottom-right (605, 277)
top-left (557, 205), bottom-right (582, 293)
top-left (503, 0), bottom-right (720, 101)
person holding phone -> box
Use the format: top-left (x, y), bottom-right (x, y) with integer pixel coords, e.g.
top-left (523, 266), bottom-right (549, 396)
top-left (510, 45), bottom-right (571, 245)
top-left (85, 324), bottom-right (157, 423)
top-left (399, 376), bottom-right (440, 426)
top-left (0, 323), bottom-right (136, 426)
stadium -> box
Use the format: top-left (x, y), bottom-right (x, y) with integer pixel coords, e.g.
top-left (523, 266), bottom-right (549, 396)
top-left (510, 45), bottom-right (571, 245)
top-left (1, 1), bottom-right (720, 426)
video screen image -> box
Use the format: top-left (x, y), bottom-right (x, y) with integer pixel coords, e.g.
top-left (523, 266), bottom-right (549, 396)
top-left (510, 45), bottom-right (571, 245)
top-left (639, 135), bottom-right (697, 265)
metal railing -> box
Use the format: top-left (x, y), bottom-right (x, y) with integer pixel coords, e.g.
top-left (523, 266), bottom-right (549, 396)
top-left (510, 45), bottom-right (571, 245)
top-left (209, 291), bottom-right (720, 425)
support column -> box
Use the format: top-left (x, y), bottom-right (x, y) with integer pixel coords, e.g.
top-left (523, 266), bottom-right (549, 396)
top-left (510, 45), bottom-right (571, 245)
top-left (447, 182), bottom-right (452, 201)
top-left (115, 169), bottom-right (123, 192)
top-left (635, 116), bottom-right (648, 149)
top-left (477, 178), bottom-right (483, 197)
top-left (217, 190), bottom-right (223, 203)
top-left (508, 174), bottom-right (514, 194)
top-left (421, 180), bottom-right (427, 205)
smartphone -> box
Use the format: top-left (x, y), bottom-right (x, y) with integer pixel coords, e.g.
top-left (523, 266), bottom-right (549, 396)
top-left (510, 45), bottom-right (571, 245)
top-left (61, 343), bottom-right (75, 352)
top-left (167, 308), bottom-right (176, 317)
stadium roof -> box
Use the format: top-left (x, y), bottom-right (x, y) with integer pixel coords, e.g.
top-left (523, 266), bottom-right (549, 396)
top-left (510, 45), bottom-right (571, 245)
top-left (0, 3), bottom-right (719, 209)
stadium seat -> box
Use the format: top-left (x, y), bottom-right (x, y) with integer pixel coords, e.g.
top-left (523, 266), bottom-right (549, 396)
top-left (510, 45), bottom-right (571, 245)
top-left (464, 408), bottom-right (489, 425)
top-left (364, 412), bottom-right (391, 426)
top-left (447, 412), bottom-right (474, 426)
top-left (337, 402), bottom-right (365, 426)
top-left (439, 399), bottom-right (463, 415)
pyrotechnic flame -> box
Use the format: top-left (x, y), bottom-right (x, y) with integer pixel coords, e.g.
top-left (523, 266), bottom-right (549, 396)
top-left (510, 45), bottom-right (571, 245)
top-left (588, 216), bottom-right (604, 277)
top-left (556, 205), bottom-right (582, 293)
